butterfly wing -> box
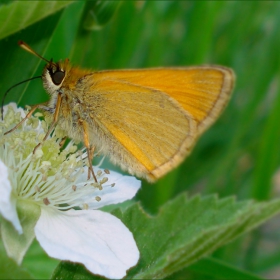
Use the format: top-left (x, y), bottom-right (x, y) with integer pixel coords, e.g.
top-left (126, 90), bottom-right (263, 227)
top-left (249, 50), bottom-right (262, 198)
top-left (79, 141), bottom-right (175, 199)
top-left (82, 66), bottom-right (234, 181)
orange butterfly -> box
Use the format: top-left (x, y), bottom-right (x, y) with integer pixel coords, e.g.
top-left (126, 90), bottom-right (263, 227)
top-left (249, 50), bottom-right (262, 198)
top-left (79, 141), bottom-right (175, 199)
top-left (5, 41), bottom-right (235, 182)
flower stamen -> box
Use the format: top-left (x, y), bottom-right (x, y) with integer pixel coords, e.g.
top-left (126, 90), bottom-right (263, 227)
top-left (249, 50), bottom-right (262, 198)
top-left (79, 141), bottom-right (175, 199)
top-left (43, 197), bottom-right (50, 205)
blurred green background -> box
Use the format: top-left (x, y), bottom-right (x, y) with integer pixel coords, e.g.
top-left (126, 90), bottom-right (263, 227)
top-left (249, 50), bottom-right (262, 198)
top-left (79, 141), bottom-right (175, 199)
top-left (1, 0), bottom-right (280, 278)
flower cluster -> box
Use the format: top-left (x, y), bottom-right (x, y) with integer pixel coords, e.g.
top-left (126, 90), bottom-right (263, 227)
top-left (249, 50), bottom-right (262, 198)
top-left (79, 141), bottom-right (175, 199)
top-left (0, 103), bottom-right (140, 279)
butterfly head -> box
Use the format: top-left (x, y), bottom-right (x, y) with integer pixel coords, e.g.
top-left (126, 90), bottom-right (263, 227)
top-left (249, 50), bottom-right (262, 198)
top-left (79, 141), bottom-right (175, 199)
top-left (42, 59), bottom-right (70, 95)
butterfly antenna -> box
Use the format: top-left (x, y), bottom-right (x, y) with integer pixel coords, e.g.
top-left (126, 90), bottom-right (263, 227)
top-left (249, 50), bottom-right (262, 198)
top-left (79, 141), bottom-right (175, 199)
top-left (18, 41), bottom-right (51, 64)
top-left (1, 76), bottom-right (41, 120)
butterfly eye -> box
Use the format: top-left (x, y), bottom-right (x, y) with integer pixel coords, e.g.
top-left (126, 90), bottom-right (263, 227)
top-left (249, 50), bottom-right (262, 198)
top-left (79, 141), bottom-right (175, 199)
top-left (51, 71), bottom-right (65, 85)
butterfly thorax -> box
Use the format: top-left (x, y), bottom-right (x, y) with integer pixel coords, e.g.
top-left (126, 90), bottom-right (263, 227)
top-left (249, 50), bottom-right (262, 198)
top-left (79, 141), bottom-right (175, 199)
top-left (41, 59), bottom-right (94, 142)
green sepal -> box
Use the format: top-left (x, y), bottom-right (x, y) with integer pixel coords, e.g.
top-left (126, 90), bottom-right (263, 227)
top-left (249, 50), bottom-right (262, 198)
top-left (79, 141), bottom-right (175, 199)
top-left (1, 199), bottom-right (40, 265)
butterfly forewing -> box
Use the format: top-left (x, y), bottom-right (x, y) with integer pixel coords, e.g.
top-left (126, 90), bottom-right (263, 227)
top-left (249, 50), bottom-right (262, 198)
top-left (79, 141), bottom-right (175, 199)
top-left (79, 66), bottom-right (234, 181)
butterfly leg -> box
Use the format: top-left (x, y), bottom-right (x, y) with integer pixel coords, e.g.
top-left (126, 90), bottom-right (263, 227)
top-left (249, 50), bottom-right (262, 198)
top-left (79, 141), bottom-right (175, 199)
top-left (79, 118), bottom-right (97, 182)
top-left (33, 93), bottom-right (62, 154)
top-left (59, 136), bottom-right (67, 148)
top-left (4, 102), bottom-right (47, 135)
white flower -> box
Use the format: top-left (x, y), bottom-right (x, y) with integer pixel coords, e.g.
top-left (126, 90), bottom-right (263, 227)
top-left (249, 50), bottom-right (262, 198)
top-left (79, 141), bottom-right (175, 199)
top-left (0, 103), bottom-right (140, 279)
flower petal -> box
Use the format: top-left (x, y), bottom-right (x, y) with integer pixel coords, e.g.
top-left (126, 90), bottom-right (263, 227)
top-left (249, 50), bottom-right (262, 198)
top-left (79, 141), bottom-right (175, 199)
top-left (78, 170), bottom-right (141, 209)
top-left (35, 207), bottom-right (139, 279)
top-left (0, 159), bottom-right (22, 233)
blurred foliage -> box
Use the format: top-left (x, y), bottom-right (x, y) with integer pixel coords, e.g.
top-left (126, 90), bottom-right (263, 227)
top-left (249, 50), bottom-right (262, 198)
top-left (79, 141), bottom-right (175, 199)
top-left (0, 0), bottom-right (280, 279)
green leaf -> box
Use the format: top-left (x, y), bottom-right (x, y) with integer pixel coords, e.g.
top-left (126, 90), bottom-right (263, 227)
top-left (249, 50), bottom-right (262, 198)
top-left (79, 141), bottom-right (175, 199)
top-left (0, 1), bottom-right (74, 40)
top-left (22, 240), bottom-right (59, 279)
top-left (51, 194), bottom-right (280, 279)
top-left (1, 200), bottom-right (40, 265)
top-left (82, 0), bottom-right (122, 31)
top-left (52, 262), bottom-right (103, 280)
top-left (187, 257), bottom-right (263, 279)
